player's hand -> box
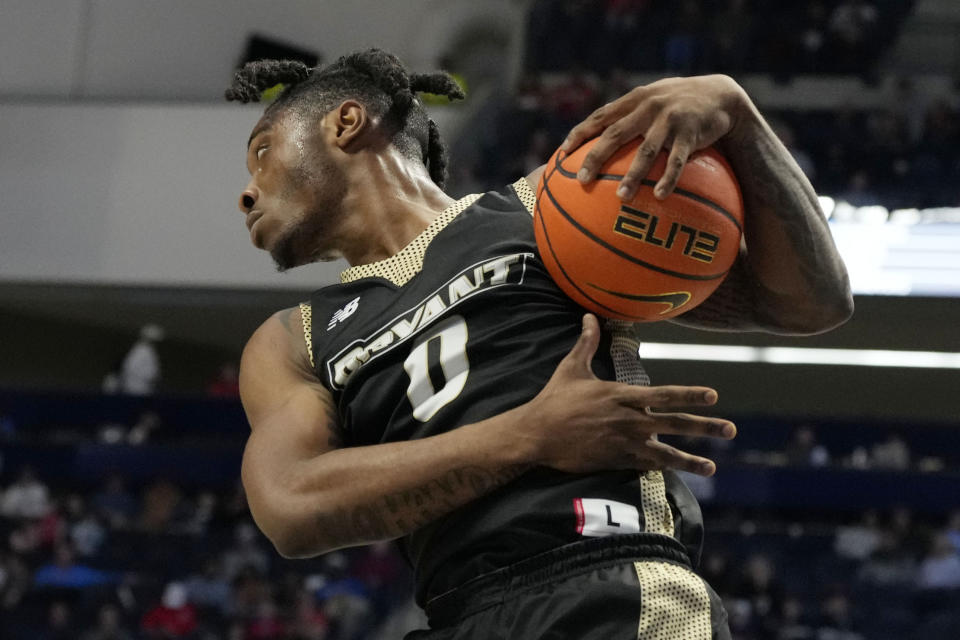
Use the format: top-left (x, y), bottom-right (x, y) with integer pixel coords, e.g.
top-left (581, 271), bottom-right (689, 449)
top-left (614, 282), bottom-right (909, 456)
top-left (561, 75), bottom-right (749, 202)
top-left (520, 314), bottom-right (735, 476)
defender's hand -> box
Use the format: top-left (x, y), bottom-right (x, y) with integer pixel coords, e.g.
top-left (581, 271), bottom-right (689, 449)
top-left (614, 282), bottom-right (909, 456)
top-left (561, 75), bottom-right (749, 201)
top-left (521, 314), bottom-right (736, 476)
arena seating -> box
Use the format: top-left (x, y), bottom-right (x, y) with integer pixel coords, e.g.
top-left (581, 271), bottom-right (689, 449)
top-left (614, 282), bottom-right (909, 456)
top-left (0, 389), bottom-right (957, 639)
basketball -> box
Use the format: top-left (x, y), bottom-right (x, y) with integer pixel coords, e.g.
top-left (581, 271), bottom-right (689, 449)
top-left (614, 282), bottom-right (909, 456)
top-left (534, 137), bottom-right (744, 321)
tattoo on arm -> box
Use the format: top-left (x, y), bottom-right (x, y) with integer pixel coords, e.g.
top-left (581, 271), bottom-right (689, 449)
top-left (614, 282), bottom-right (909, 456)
top-left (736, 131), bottom-right (848, 298)
top-left (681, 121), bottom-right (851, 332)
top-left (315, 464), bottom-right (530, 548)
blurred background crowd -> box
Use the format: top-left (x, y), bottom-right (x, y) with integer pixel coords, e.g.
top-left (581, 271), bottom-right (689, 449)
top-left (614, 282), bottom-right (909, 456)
top-left (0, 325), bottom-right (957, 639)
top-left (451, 0), bottom-right (960, 209)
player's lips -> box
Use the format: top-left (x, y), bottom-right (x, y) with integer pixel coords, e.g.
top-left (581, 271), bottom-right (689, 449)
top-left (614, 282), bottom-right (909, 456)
top-left (246, 210), bottom-right (263, 231)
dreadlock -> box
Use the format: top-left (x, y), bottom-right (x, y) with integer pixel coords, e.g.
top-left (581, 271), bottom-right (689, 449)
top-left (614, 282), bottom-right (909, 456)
top-left (225, 49), bottom-right (464, 188)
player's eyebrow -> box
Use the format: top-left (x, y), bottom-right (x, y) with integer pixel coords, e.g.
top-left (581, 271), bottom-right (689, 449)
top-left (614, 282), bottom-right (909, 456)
top-left (247, 121), bottom-right (272, 149)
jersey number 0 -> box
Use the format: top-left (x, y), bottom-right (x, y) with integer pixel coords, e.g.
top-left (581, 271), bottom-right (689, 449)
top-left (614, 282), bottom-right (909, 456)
top-left (403, 315), bottom-right (469, 421)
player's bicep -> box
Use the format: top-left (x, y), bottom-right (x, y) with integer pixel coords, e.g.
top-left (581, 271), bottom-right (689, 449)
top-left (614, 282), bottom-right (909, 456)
top-left (238, 311), bottom-right (341, 537)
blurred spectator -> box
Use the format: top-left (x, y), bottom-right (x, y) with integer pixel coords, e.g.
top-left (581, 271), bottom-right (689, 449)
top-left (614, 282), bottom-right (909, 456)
top-left (857, 530), bottom-right (917, 587)
top-left (797, 1), bottom-right (829, 73)
top-left (184, 558), bottom-right (231, 615)
top-left (222, 522), bottom-right (270, 581)
top-left (182, 490), bottom-right (218, 535)
top-left (315, 552), bottom-right (374, 640)
top-left (870, 432), bottom-right (911, 470)
top-left (946, 510), bottom-right (960, 553)
top-left (138, 479), bottom-right (189, 533)
top-left (711, 0), bottom-right (753, 73)
top-left (354, 540), bottom-right (407, 619)
top-left (889, 506), bottom-right (928, 559)
top-left (773, 120), bottom-right (817, 182)
top-left (548, 68), bottom-right (600, 130)
top-left (36, 600), bottom-right (74, 640)
top-left (81, 603), bottom-right (136, 640)
top-left (834, 510), bottom-right (882, 561)
top-left (777, 594), bottom-right (814, 640)
top-left (0, 406), bottom-right (17, 440)
top-left (127, 410), bottom-right (163, 446)
top-left (226, 567), bottom-right (269, 620)
top-left (66, 494), bottom-right (107, 558)
top-left (140, 581), bottom-right (198, 639)
top-left (814, 591), bottom-right (863, 640)
top-left (1, 465), bottom-right (51, 519)
top-left (916, 533), bottom-right (960, 591)
top-left (785, 425), bottom-right (830, 467)
top-left (117, 323), bottom-right (164, 396)
top-left (245, 596), bottom-right (286, 640)
top-left (92, 474), bottom-right (139, 529)
top-left (663, 0), bottom-right (704, 74)
top-left (0, 549), bottom-right (30, 610)
top-left (838, 170), bottom-right (880, 207)
top-left (289, 587), bottom-right (331, 640)
top-left (206, 362), bottom-right (240, 398)
top-left (33, 543), bottom-right (117, 590)
top-left (699, 551), bottom-right (736, 596)
top-left (732, 554), bottom-right (786, 636)
top-left (827, 0), bottom-right (878, 73)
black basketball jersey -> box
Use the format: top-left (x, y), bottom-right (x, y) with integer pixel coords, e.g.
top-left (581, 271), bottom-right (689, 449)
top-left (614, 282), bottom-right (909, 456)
top-left (303, 179), bottom-right (705, 606)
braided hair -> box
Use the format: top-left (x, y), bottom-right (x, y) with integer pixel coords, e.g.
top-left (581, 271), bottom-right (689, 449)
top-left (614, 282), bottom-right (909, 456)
top-left (225, 49), bottom-right (464, 188)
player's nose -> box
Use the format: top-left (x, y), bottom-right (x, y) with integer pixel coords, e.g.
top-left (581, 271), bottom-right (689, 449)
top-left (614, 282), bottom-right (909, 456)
top-left (238, 185), bottom-right (260, 214)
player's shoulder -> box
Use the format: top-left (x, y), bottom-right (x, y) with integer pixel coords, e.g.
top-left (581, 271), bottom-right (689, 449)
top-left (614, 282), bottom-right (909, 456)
top-left (469, 178), bottom-right (536, 217)
top-left (242, 305), bottom-right (316, 380)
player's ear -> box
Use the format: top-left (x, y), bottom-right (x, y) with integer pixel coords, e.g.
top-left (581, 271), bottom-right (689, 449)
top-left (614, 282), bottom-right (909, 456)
top-left (332, 100), bottom-right (369, 149)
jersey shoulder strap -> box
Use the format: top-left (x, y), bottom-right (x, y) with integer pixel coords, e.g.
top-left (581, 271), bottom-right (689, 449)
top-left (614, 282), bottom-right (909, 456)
top-left (297, 301), bottom-right (315, 369)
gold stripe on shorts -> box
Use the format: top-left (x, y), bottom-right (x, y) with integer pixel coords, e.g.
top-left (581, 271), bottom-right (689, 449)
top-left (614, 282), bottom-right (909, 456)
top-left (640, 471), bottom-right (675, 536)
top-left (634, 561), bottom-right (711, 640)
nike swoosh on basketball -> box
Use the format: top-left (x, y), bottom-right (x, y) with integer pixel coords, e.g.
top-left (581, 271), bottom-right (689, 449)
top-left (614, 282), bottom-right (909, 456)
top-left (585, 283), bottom-right (691, 314)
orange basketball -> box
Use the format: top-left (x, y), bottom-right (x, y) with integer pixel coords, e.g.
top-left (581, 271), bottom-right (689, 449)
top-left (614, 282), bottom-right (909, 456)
top-left (534, 137), bottom-right (744, 321)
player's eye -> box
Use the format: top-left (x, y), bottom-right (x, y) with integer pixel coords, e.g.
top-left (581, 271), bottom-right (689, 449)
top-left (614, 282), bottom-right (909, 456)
top-left (257, 146), bottom-right (269, 160)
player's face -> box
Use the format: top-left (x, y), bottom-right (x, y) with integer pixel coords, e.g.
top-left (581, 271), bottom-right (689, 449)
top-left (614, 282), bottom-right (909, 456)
top-left (239, 109), bottom-right (348, 271)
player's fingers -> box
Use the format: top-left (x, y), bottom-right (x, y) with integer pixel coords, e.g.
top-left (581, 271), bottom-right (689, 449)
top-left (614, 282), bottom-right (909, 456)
top-left (620, 385), bottom-right (718, 410)
top-left (561, 314), bottom-right (601, 377)
top-left (653, 135), bottom-right (695, 200)
top-left (575, 107), bottom-right (648, 184)
top-left (642, 439), bottom-right (716, 476)
top-left (642, 411), bottom-right (737, 440)
top-left (560, 96), bottom-right (635, 154)
top-left (617, 121), bottom-right (669, 201)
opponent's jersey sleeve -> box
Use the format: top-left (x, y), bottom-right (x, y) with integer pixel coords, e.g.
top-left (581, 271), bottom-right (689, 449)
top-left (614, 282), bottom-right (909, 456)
top-left (304, 180), bottom-right (704, 605)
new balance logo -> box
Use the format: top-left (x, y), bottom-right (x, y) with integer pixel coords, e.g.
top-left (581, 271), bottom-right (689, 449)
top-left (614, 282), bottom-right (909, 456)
top-left (327, 297), bottom-right (360, 331)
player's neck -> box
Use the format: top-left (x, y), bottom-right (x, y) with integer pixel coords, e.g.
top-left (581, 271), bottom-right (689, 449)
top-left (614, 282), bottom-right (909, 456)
top-left (337, 149), bottom-right (455, 267)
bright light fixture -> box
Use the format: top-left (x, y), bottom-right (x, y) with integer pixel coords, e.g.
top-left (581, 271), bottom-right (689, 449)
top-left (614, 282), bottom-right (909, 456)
top-left (639, 343), bottom-right (960, 369)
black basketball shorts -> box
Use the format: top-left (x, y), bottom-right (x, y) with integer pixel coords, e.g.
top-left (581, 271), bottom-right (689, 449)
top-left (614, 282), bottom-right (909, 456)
top-left (406, 533), bottom-right (731, 640)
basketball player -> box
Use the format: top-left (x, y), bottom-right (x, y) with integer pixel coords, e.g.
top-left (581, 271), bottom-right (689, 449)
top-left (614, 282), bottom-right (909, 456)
top-left (228, 50), bottom-right (852, 639)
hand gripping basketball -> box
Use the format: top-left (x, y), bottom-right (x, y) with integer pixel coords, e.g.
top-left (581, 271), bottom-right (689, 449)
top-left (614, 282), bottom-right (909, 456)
top-left (519, 314), bottom-right (736, 476)
top-left (561, 75), bottom-right (749, 201)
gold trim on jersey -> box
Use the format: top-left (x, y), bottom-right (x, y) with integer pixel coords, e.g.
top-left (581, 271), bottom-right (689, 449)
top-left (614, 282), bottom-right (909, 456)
top-left (338, 193), bottom-right (483, 287)
top-left (512, 177), bottom-right (537, 215)
top-left (605, 320), bottom-right (673, 537)
top-left (299, 302), bottom-right (315, 369)
top-left (634, 561), bottom-right (712, 639)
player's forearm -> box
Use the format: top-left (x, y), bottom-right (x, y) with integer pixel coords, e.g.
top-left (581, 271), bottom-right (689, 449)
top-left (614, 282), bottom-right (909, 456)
top-left (718, 103), bottom-right (853, 334)
top-left (253, 408), bottom-right (533, 558)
